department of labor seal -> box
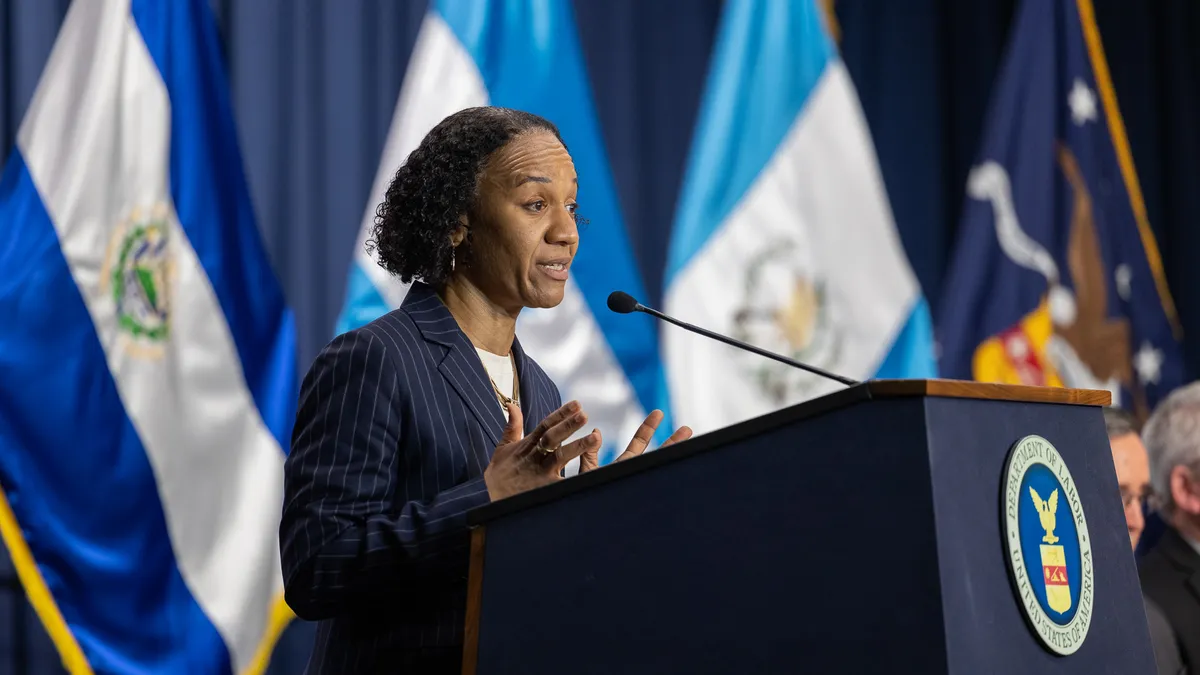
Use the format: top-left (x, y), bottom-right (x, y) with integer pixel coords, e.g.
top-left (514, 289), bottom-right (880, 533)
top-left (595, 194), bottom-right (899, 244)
top-left (1001, 434), bottom-right (1094, 656)
top-left (101, 205), bottom-right (175, 356)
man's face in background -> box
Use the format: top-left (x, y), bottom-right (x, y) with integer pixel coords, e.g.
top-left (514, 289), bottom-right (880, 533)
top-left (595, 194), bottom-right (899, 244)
top-left (1110, 431), bottom-right (1153, 550)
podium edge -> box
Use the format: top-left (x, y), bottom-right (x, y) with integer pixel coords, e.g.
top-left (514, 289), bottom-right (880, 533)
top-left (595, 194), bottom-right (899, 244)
top-left (462, 526), bottom-right (487, 675)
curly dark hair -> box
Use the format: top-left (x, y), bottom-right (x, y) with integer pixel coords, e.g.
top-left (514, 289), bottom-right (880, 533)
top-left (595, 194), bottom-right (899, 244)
top-left (366, 106), bottom-right (567, 287)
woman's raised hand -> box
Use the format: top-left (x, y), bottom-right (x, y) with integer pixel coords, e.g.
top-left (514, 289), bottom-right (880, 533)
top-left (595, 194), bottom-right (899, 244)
top-left (577, 409), bottom-right (693, 474)
top-left (483, 400), bottom-right (600, 501)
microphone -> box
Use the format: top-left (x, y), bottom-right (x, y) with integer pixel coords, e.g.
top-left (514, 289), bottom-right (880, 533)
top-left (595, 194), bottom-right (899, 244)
top-left (606, 291), bottom-right (859, 387)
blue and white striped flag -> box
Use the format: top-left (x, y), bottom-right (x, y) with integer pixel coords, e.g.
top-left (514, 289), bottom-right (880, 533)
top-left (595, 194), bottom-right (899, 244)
top-left (336, 0), bottom-right (669, 465)
top-left (0, 0), bottom-right (295, 672)
top-left (664, 0), bottom-right (937, 435)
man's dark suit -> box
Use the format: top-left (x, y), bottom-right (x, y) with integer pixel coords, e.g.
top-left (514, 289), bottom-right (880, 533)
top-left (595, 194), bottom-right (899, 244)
top-left (1141, 526), bottom-right (1200, 674)
top-left (1145, 597), bottom-right (1186, 675)
top-left (279, 281), bottom-right (562, 674)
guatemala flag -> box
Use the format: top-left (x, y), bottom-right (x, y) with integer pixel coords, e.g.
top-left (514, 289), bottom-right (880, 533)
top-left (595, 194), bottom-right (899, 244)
top-left (663, 0), bottom-right (936, 435)
top-left (936, 0), bottom-right (1187, 419)
top-left (0, 0), bottom-right (296, 672)
top-left (335, 0), bottom-right (668, 463)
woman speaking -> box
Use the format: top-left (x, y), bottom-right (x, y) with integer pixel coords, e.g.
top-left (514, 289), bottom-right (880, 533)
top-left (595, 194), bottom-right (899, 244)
top-left (279, 106), bottom-right (691, 674)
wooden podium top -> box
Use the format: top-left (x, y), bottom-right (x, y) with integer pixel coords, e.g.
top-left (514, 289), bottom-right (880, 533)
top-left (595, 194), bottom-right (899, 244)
top-left (867, 379), bottom-right (1112, 406)
top-left (466, 379), bottom-right (1110, 527)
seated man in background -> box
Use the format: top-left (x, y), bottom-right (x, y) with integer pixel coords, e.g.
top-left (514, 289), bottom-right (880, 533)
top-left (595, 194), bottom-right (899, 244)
top-left (1132, 387), bottom-right (1200, 673)
top-left (1104, 406), bottom-right (1186, 674)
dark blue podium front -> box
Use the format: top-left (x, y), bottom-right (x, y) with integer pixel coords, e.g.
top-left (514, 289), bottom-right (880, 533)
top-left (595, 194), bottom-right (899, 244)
top-left (462, 380), bottom-right (1153, 675)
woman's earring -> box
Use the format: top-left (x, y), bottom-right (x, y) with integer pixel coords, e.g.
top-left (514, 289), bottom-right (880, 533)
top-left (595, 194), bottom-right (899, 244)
top-left (450, 252), bottom-right (456, 272)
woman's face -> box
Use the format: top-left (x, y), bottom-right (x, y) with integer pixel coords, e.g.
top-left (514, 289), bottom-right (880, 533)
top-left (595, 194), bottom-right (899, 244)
top-left (460, 130), bottom-right (580, 312)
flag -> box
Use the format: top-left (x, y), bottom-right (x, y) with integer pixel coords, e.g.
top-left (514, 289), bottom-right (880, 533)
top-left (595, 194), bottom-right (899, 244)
top-left (936, 0), bottom-right (1186, 418)
top-left (0, 0), bottom-right (295, 672)
top-left (662, 0), bottom-right (936, 435)
top-left (335, 0), bottom-right (669, 463)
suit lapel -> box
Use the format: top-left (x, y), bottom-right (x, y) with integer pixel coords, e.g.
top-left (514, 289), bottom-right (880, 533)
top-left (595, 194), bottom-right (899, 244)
top-left (404, 283), bottom-right (507, 446)
top-left (512, 337), bottom-right (546, 437)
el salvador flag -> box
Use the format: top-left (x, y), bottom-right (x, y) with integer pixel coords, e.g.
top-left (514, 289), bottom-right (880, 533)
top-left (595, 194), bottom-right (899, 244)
top-left (663, 0), bottom-right (937, 435)
top-left (0, 0), bottom-right (295, 673)
top-left (335, 0), bottom-right (669, 464)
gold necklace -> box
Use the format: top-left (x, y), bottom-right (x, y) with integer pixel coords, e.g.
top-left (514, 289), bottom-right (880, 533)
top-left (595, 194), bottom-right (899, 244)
top-left (488, 354), bottom-right (519, 407)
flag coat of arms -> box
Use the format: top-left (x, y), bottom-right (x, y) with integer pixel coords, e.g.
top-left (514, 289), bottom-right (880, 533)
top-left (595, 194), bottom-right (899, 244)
top-left (936, 0), bottom-right (1187, 417)
top-left (0, 0), bottom-right (296, 672)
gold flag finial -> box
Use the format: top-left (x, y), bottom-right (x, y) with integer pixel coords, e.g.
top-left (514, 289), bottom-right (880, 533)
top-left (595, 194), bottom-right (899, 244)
top-left (820, 0), bottom-right (841, 44)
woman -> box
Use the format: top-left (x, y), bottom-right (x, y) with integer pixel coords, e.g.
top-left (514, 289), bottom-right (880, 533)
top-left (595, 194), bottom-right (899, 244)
top-left (279, 106), bottom-right (691, 674)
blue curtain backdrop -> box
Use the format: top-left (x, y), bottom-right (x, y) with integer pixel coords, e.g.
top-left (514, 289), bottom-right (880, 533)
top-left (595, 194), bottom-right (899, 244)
top-left (1, 0), bottom-right (1198, 672)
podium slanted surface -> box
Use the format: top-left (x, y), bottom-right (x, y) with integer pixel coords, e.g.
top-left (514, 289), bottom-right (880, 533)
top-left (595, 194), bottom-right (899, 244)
top-left (462, 379), bottom-right (1153, 674)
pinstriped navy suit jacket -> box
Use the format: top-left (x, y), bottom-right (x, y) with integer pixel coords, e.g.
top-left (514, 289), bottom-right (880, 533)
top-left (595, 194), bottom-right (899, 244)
top-left (280, 281), bottom-right (562, 674)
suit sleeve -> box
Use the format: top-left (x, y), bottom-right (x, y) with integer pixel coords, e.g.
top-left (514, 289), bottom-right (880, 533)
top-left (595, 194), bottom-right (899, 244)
top-left (1144, 598), bottom-right (1186, 675)
top-left (279, 329), bottom-right (492, 620)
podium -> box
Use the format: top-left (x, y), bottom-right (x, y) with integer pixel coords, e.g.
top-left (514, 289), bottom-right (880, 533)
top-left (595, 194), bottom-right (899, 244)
top-left (461, 379), bottom-right (1155, 674)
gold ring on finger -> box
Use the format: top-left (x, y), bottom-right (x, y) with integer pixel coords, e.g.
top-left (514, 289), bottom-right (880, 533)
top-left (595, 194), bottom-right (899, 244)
top-left (536, 438), bottom-right (556, 455)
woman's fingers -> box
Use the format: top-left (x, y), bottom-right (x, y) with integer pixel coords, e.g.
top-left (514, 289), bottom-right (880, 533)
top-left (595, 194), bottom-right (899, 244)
top-left (523, 404), bottom-right (589, 469)
top-left (499, 402), bottom-right (524, 444)
top-left (520, 400), bottom-right (582, 456)
top-left (539, 410), bottom-right (589, 450)
top-left (659, 425), bottom-right (694, 448)
top-left (616, 410), bottom-right (664, 462)
top-left (559, 429), bottom-right (602, 470)
top-left (521, 406), bottom-right (690, 476)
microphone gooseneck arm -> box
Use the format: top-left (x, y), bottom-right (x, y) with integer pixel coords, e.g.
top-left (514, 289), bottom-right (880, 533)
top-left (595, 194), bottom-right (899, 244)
top-left (607, 291), bottom-right (859, 387)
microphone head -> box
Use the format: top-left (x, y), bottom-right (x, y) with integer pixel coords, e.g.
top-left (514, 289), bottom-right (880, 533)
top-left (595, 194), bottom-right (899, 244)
top-left (607, 291), bottom-right (640, 314)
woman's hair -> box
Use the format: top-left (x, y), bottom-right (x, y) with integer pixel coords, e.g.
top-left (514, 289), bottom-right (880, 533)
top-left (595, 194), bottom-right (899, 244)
top-left (367, 106), bottom-right (565, 287)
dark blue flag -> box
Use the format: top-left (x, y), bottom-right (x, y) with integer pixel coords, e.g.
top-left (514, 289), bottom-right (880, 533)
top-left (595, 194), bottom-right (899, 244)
top-left (936, 0), bottom-right (1187, 420)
